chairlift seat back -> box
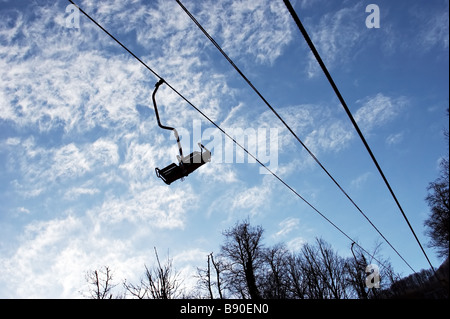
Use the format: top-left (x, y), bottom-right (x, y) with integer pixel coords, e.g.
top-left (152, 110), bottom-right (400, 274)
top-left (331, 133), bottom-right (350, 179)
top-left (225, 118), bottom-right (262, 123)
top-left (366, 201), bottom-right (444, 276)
top-left (155, 146), bottom-right (211, 185)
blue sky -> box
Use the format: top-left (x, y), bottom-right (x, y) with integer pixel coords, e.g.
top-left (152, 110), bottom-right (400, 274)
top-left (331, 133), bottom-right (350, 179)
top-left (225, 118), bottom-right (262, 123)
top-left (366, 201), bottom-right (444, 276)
top-left (0, 0), bottom-right (448, 298)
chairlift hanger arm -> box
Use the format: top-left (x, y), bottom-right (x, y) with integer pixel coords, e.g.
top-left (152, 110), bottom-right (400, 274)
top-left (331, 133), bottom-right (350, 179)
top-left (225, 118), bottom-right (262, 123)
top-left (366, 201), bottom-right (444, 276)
top-left (152, 79), bottom-right (183, 159)
top-left (152, 78), bottom-right (173, 132)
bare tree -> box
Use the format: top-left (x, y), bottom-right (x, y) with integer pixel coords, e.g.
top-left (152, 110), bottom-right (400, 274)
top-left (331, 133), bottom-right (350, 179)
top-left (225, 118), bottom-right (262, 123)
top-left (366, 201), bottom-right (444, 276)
top-left (425, 157), bottom-right (449, 259)
top-left (424, 108), bottom-right (449, 259)
top-left (210, 253), bottom-right (225, 299)
top-left (286, 253), bottom-right (308, 299)
top-left (346, 242), bottom-right (400, 299)
top-left (220, 220), bottom-right (264, 299)
top-left (124, 247), bottom-right (182, 299)
top-left (285, 238), bottom-right (351, 299)
top-left (346, 243), bottom-right (369, 299)
top-left (196, 253), bottom-right (214, 299)
top-left (297, 241), bottom-right (327, 298)
top-left (315, 238), bottom-right (349, 299)
top-left (196, 253), bottom-right (226, 299)
top-left (297, 239), bottom-right (348, 299)
top-left (81, 227), bottom-right (407, 299)
top-left (261, 244), bottom-right (290, 299)
top-left (122, 278), bottom-right (148, 299)
top-left (84, 266), bottom-right (117, 299)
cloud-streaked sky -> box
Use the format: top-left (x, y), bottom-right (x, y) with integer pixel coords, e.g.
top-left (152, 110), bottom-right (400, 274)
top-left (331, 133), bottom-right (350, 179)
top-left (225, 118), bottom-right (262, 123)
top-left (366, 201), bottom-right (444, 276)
top-left (0, 0), bottom-right (448, 298)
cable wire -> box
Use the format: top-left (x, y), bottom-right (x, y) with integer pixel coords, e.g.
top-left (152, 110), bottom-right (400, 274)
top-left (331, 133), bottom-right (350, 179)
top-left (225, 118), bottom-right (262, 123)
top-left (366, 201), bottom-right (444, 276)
top-left (68, 0), bottom-right (393, 271)
top-left (282, 0), bottom-right (434, 273)
top-left (175, 0), bottom-right (416, 273)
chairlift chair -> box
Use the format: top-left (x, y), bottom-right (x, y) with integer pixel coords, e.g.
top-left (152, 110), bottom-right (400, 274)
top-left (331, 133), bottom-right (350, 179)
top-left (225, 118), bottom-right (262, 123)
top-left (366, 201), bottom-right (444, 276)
top-left (152, 79), bottom-right (211, 185)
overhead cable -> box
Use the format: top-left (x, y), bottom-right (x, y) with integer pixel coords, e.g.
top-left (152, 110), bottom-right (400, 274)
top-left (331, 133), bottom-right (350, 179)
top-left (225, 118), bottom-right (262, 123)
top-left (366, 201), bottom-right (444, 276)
top-left (282, 0), bottom-right (434, 273)
top-left (175, 0), bottom-right (415, 273)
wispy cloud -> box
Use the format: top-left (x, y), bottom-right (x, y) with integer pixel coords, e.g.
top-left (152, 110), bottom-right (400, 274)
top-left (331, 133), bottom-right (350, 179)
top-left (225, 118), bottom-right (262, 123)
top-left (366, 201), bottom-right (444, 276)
top-left (421, 11), bottom-right (449, 50)
top-left (198, 161), bottom-right (238, 183)
top-left (192, 0), bottom-right (293, 65)
top-left (93, 185), bottom-right (196, 229)
top-left (386, 132), bottom-right (404, 146)
top-left (15, 207), bottom-right (31, 215)
top-left (231, 182), bottom-right (271, 214)
top-left (412, 1), bottom-right (449, 51)
top-left (304, 121), bottom-right (354, 155)
top-left (274, 217), bottom-right (300, 238)
top-left (307, 2), bottom-right (365, 77)
top-left (354, 93), bottom-right (408, 135)
top-left (7, 137), bottom-right (120, 197)
top-left (286, 236), bottom-right (306, 251)
top-left (0, 215), bottom-right (84, 298)
top-left (63, 187), bottom-right (100, 201)
top-left (119, 141), bottom-right (160, 183)
top-left (0, 212), bottom-right (150, 298)
top-left (350, 172), bottom-right (371, 190)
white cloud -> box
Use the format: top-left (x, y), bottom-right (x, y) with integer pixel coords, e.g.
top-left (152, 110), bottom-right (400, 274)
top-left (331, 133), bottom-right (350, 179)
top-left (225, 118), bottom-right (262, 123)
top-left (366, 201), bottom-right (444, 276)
top-left (16, 207), bottom-right (30, 215)
top-left (0, 8), bottom-right (23, 43)
top-left (9, 137), bottom-right (120, 196)
top-left (63, 187), bottom-right (100, 200)
top-left (4, 137), bottom-right (20, 146)
top-left (0, 215), bottom-right (84, 298)
top-left (0, 50), bottom-right (146, 134)
top-left (307, 3), bottom-right (365, 77)
top-left (274, 217), bottom-right (300, 238)
top-left (386, 132), bottom-right (404, 146)
top-left (304, 121), bottom-right (353, 155)
top-left (119, 141), bottom-right (159, 182)
top-left (173, 248), bottom-right (210, 296)
top-left (198, 161), bottom-right (238, 183)
top-left (174, 248), bottom-right (209, 264)
top-left (0, 3), bottom-right (150, 135)
top-left (0, 213), bottom-right (151, 298)
top-left (223, 103), bottom-right (345, 158)
top-left (191, 0), bottom-right (293, 65)
top-left (354, 93), bottom-right (408, 134)
top-left (415, 3), bottom-right (449, 50)
top-left (286, 236), bottom-right (307, 252)
top-left (93, 185), bottom-right (196, 229)
top-left (52, 143), bottom-right (91, 180)
top-left (231, 180), bottom-right (273, 215)
top-left (0, 178), bottom-right (198, 298)
top-left (350, 172), bottom-right (371, 190)
top-left (87, 138), bottom-right (120, 166)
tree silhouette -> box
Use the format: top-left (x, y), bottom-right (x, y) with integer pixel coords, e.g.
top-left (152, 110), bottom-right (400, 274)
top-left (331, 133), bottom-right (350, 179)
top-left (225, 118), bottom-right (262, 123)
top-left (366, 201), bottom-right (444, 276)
top-left (220, 220), bottom-right (264, 299)
top-left (123, 247), bottom-right (182, 299)
top-left (84, 266), bottom-right (117, 299)
top-left (81, 221), bottom-right (448, 298)
top-left (424, 109), bottom-right (449, 259)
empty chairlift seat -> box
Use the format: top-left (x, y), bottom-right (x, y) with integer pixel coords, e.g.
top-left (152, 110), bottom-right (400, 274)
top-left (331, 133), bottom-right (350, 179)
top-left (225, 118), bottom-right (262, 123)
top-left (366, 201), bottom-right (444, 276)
top-left (155, 143), bottom-right (211, 185)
